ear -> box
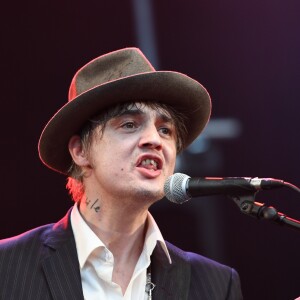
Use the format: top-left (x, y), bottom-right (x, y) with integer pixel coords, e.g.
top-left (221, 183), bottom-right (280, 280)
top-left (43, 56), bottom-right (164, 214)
top-left (68, 135), bottom-right (91, 167)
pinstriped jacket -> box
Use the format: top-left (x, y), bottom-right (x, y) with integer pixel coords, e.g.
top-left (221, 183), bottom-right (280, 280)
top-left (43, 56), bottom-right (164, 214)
top-left (0, 209), bottom-right (243, 300)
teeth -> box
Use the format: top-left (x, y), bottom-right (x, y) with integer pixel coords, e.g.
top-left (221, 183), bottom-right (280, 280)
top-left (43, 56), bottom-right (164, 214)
top-left (141, 159), bottom-right (158, 168)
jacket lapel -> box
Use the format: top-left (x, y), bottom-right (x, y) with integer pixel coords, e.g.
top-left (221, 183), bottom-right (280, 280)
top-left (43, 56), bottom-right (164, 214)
top-left (41, 209), bottom-right (84, 300)
top-left (151, 242), bottom-right (191, 300)
top-left (40, 210), bottom-right (191, 300)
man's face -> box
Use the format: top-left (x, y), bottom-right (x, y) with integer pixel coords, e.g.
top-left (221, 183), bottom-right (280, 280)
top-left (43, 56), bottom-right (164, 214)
top-left (84, 103), bottom-right (177, 206)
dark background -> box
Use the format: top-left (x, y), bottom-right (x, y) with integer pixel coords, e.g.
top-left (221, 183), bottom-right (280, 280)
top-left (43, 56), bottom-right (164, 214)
top-left (1, 1), bottom-right (300, 299)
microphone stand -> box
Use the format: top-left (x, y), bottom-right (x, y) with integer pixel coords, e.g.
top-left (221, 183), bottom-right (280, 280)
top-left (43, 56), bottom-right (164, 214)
top-left (230, 193), bottom-right (300, 231)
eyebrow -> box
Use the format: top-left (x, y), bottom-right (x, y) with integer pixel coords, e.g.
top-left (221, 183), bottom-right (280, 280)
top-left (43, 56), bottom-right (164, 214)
top-left (117, 108), bottom-right (174, 124)
top-left (118, 109), bottom-right (144, 117)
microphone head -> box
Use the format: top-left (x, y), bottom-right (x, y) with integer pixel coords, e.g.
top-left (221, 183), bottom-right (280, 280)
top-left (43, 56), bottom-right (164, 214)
top-left (164, 173), bottom-right (191, 204)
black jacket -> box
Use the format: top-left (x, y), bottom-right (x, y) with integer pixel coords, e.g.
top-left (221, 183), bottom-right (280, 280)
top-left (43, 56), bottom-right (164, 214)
top-left (0, 209), bottom-right (243, 300)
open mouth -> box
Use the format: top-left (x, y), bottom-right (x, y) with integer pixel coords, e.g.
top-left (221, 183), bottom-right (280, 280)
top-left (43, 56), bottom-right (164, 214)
top-left (137, 157), bottom-right (162, 171)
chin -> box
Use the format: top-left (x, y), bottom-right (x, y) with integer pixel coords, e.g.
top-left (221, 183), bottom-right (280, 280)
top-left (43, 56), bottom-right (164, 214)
top-left (134, 188), bottom-right (164, 203)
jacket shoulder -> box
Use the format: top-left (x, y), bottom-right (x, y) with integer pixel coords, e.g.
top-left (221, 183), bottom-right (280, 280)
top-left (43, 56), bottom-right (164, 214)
top-left (0, 209), bottom-right (71, 251)
top-left (166, 241), bottom-right (243, 300)
top-left (166, 240), bottom-right (232, 271)
top-left (0, 223), bottom-right (55, 251)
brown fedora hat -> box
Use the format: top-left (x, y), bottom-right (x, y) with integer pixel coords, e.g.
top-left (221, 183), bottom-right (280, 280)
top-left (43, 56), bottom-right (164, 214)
top-left (38, 47), bottom-right (211, 174)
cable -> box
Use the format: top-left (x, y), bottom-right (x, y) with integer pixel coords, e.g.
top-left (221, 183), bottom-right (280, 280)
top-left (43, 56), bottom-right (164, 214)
top-left (283, 181), bottom-right (300, 193)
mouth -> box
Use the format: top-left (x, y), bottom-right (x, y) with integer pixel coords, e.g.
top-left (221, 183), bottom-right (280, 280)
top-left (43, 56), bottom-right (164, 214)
top-left (136, 156), bottom-right (162, 171)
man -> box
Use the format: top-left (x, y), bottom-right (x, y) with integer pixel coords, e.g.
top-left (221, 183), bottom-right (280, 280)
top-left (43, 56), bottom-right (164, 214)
top-left (0, 48), bottom-right (243, 299)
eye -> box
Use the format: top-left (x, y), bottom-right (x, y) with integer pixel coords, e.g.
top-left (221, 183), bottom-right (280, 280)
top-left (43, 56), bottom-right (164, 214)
top-left (121, 121), bottom-right (137, 130)
top-left (159, 127), bottom-right (172, 136)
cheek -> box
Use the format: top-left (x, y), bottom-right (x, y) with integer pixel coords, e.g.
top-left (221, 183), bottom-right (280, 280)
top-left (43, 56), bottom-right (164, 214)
top-left (99, 146), bottom-right (131, 173)
top-left (165, 144), bottom-right (177, 169)
top-left (168, 160), bottom-right (176, 175)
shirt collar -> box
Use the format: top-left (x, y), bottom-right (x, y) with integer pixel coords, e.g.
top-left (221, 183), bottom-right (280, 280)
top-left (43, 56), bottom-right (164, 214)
top-left (70, 204), bottom-right (172, 269)
top-left (71, 204), bottom-right (105, 269)
top-left (144, 212), bottom-right (172, 264)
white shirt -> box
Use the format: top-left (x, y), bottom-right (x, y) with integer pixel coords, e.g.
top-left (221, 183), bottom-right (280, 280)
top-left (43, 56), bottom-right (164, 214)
top-left (71, 204), bottom-right (171, 300)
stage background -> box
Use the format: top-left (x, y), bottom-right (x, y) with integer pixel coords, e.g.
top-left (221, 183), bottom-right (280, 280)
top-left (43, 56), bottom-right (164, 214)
top-left (1, 1), bottom-right (300, 299)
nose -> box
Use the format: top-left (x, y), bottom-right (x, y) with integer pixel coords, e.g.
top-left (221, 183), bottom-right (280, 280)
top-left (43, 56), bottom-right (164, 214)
top-left (138, 125), bottom-right (162, 150)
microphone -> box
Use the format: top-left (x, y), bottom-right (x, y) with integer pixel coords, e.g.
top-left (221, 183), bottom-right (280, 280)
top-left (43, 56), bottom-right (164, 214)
top-left (164, 173), bottom-right (285, 204)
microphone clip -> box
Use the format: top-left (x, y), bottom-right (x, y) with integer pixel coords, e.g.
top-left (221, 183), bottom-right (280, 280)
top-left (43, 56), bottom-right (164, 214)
top-left (230, 193), bottom-right (300, 231)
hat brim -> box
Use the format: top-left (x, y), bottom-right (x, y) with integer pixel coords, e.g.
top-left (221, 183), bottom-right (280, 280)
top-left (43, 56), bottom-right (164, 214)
top-left (38, 71), bottom-right (211, 174)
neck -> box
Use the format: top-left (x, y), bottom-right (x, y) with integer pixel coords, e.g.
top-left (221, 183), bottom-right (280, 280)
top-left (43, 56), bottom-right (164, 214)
top-left (78, 197), bottom-right (149, 294)
top-left (79, 195), bottom-right (148, 259)
top-left (79, 195), bottom-right (149, 244)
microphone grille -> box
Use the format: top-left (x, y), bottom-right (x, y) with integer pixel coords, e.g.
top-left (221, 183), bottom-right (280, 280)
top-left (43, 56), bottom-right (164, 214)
top-left (164, 173), bottom-right (191, 204)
